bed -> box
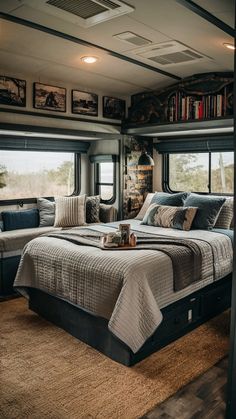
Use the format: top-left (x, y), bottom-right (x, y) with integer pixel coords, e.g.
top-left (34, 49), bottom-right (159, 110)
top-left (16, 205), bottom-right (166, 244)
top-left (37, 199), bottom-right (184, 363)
top-left (14, 219), bottom-right (233, 366)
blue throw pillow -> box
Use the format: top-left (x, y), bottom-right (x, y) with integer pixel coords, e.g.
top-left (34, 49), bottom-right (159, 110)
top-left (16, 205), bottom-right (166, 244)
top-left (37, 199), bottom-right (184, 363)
top-left (2, 209), bottom-right (39, 231)
top-left (151, 192), bottom-right (189, 206)
top-left (184, 194), bottom-right (226, 230)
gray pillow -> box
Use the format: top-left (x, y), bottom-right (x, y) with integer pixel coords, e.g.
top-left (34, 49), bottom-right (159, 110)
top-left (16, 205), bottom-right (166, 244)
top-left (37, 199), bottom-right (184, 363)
top-left (37, 197), bottom-right (55, 227)
top-left (151, 192), bottom-right (189, 207)
top-left (86, 195), bottom-right (100, 223)
top-left (184, 194), bottom-right (226, 230)
top-left (214, 198), bottom-right (233, 229)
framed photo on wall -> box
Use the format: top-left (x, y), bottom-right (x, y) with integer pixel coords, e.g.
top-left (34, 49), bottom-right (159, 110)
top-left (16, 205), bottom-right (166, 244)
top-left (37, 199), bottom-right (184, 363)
top-left (72, 90), bottom-right (98, 116)
top-left (33, 82), bottom-right (66, 112)
top-left (103, 96), bottom-right (126, 120)
top-left (0, 76), bottom-right (26, 107)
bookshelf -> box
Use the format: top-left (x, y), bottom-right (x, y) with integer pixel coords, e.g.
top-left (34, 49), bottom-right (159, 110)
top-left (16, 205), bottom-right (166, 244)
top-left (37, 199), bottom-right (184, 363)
top-left (125, 72), bottom-right (233, 127)
top-left (167, 86), bottom-right (232, 122)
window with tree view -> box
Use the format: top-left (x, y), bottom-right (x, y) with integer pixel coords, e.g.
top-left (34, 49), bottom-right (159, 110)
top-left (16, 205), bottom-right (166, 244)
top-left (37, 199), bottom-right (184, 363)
top-left (0, 150), bottom-right (75, 200)
top-left (168, 152), bottom-right (233, 194)
top-left (96, 162), bottom-right (115, 203)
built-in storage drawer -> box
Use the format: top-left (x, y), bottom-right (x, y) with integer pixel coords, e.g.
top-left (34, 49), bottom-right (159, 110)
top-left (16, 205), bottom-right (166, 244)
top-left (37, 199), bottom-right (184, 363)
top-left (0, 255), bottom-right (21, 296)
top-left (201, 280), bottom-right (232, 318)
top-left (153, 296), bottom-right (201, 341)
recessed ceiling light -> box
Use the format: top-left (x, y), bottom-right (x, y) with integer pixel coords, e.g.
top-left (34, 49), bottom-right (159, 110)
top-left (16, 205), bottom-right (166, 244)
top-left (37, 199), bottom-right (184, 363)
top-left (223, 43), bottom-right (235, 50)
top-left (80, 56), bottom-right (99, 64)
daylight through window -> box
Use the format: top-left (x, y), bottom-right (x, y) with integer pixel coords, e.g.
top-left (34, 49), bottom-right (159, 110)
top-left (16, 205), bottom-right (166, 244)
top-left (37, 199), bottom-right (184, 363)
top-left (0, 150), bottom-right (75, 200)
top-left (95, 162), bottom-right (115, 203)
top-left (168, 152), bottom-right (233, 194)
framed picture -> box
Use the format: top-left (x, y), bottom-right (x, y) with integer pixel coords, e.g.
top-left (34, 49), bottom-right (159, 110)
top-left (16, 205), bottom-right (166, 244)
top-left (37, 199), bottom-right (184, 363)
top-left (33, 82), bottom-right (66, 112)
top-left (103, 96), bottom-right (126, 120)
top-left (72, 90), bottom-right (98, 116)
top-left (0, 76), bottom-right (26, 107)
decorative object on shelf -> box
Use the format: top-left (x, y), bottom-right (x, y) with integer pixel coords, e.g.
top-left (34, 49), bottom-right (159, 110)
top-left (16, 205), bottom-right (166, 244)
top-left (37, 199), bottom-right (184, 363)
top-left (129, 95), bottom-right (163, 124)
top-left (127, 72), bottom-right (234, 125)
top-left (72, 90), bottom-right (98, 116)
top-left (0, 76), bottom-right (26, 107)
top-left (103, 96), bottom-right (126, 120)
top-left (33, 82), bottom-right (66, 112)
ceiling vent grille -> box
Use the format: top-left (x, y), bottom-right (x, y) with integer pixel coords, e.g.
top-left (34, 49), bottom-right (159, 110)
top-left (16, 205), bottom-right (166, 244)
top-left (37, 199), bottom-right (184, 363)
top-left (114, 32), bottom-right (151, 46)
top-left (131, 40), bottom-right (212, 67)
top-left (23, 0), bottom-right (134, 27)
top-left (47, 0), bottom-right (110, 19)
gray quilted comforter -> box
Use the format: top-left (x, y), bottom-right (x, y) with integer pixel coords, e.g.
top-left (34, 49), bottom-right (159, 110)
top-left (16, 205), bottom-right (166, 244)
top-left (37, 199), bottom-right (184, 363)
top-left (14, 222), bottom-right (233, 352)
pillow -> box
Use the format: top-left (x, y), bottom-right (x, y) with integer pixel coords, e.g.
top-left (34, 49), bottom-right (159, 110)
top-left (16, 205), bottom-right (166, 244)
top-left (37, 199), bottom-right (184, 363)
top-left (135, 193), bottom-right (155, 220)
top-left (54, 195), bottom-right (86, 227)
top-left (184, 194), bottom-right (226, 230)
top-left (0, 220), bottom-right (3, 232)
top-left (1, 209), bottom-right (39, 231)
top-left (151, 192), bottom-right (189, 207)
top-left (141, 203), bottom-right (197, 231)
top-left (37, 197), bottom-right (55, 227)
top-left (86, 195), bottom-right (100, 223)
top-left (213, 198), bottom-right (233, 229)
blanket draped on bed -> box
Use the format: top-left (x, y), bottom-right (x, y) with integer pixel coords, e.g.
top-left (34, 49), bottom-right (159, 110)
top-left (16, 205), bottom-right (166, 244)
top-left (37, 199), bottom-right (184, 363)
top-left (14, 223), bottom-right (232, 353)
top-left (48, 228), bottom-right (203, 292)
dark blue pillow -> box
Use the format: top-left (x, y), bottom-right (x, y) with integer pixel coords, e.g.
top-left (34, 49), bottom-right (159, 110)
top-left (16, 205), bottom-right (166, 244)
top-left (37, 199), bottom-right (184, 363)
top-left (151, 192), bottom-right (189, 206)
top-left (184, 194), bottom-right (226, 230)
top-left (2, 209), bottom-right (39, 231)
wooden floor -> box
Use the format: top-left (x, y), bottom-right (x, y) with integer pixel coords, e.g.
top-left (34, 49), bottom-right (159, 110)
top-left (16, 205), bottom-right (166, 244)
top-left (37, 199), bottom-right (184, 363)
top-left (142, 357), bottom-right (228, 419)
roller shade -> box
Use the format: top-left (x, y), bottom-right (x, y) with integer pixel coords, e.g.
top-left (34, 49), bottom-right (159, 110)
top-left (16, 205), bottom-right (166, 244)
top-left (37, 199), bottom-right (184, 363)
top-left (0, 138), bottom-right (90, 153)
top-left (89, 154), bottom-right (118, 163)
top-left (155, 135), bottom-right (234, 154)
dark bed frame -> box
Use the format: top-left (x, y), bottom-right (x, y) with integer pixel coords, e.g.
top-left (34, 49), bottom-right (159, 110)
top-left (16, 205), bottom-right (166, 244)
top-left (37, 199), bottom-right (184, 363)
top-left (27, 273), bottom-right (232, 366)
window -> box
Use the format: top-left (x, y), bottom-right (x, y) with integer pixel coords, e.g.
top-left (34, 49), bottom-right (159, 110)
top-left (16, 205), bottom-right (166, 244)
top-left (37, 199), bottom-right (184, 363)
top-left (95, 161), bottom-right (116, 203)
top-left (167, 151), bottom-right (234, 194)
top-left (0, 150), bottom-right (77, 201)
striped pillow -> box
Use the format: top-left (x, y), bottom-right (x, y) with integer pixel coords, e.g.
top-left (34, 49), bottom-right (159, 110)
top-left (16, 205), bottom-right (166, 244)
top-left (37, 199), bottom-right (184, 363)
top-left (214, 198), bottom-right (234, 229)
top-left (54, 195), bottom-right (86, 227)
top-left (141, 204), bottom-right (198, 231)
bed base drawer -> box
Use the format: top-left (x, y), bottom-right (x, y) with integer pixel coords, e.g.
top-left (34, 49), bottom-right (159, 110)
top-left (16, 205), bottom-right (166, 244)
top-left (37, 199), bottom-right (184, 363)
top-left (201, 280), bottom-right (232, 318)
top-left (155, 296), bottom-right (201, 340)
top-left (28, 274), bottom-right (232, 367)
top-left (0, 255), bottom-right (21, 296)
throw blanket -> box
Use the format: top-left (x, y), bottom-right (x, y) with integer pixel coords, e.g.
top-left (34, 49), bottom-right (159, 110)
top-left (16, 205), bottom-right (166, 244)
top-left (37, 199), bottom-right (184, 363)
top-left (14, 223), bottom-right (232, 353)
top-left (48, 228), bottom-right (203, 292)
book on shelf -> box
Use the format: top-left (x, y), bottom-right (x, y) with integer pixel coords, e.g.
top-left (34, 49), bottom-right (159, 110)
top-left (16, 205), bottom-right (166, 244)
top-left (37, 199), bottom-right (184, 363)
top-left (167, 89), bottom-right (230, 122)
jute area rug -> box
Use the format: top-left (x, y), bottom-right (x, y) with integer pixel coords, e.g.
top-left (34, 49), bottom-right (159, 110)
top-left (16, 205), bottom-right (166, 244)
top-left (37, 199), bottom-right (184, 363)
top-left (0, 298), bottom-right (229, 419)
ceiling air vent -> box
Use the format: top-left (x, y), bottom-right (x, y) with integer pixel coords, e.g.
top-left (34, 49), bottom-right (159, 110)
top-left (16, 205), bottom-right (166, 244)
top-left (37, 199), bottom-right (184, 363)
top-left (114, 32), bottom-right (152, 46)
top-left (22, 0), bottom-right (134, 27)
top-left (131, 40), bottom-right (212, 67)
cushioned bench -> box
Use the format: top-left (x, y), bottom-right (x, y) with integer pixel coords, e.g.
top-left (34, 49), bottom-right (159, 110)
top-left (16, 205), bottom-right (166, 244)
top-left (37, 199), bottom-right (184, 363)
top-left (0, 203), bottom-right (117, 296)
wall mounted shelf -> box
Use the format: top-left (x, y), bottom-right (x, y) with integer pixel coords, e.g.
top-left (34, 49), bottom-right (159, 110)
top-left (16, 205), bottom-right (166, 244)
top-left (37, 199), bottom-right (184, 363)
top-left (123, 117), bottom-right (234, 138)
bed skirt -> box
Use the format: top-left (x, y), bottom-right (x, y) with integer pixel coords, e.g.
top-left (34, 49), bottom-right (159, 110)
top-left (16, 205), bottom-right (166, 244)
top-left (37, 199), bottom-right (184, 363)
top-left (28, 274), bottom-right (232, 366)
